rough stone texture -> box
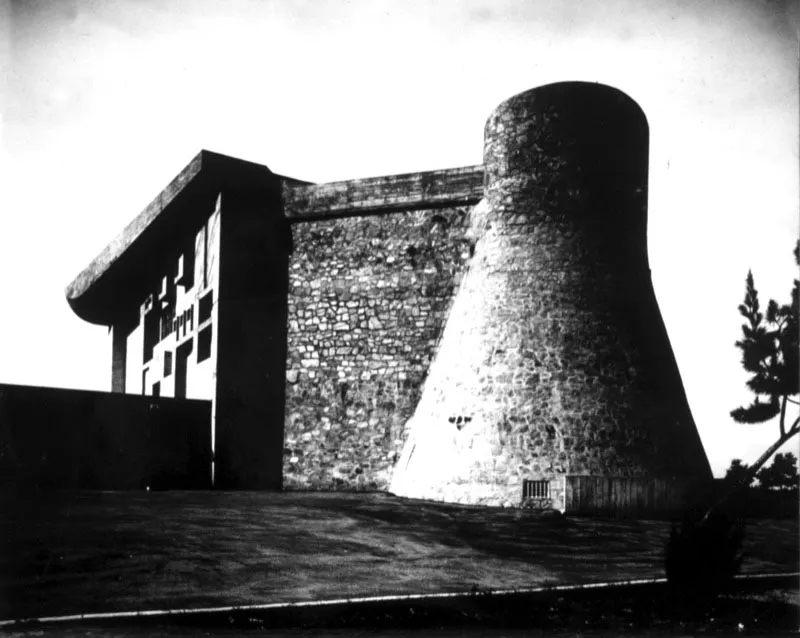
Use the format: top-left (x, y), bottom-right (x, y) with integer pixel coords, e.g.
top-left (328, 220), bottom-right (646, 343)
top-left (390, 82), bottom-right (711, 506)
top-left (283, 166), bottom-right (484, 219)
top-left (283, 207), bottom-right (472, 490)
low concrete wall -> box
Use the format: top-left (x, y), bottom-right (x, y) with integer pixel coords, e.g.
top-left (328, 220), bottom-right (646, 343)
top-left (0, 383), bottom-right (211, 490)
top-left (564, 476), bottom-right (685, 516)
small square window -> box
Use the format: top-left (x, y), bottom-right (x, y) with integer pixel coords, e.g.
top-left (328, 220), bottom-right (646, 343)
top-left (175, 251), bottom-right (196, 289)
top-left (164, 351), bottom-right (173, 377)
top-left (144, 308), bottom-right (159, 363)
top-left (175, 254), bottom-right (185, 283)
top-left (199, 291), bottom-right (213, 324)
top-left (198, 326), bottom-right (212, 362)
top-left (158, 276), bottom-right (169, 301)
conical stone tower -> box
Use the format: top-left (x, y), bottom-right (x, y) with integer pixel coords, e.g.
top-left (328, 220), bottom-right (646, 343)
top-left (390, 82), bottom-right (711, 508)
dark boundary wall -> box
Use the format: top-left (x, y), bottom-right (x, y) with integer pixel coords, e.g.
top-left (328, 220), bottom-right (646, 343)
top-left (0, 384), bottom-right (211, 490)
top-left (709, 480), bottom-right (799, 520)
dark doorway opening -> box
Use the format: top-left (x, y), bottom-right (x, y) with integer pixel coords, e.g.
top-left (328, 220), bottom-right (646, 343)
top-left (175, 339), bottom-right (193, 399)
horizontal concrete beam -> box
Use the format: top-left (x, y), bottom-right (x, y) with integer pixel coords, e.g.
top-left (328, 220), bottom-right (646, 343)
top-left (283, 165), bottom-right (485, 220)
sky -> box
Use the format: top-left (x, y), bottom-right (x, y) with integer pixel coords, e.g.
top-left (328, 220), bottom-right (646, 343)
top-left (1, 0), bottom-right (798, 477)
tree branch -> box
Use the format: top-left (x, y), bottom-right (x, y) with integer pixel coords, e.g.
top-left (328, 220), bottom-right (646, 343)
top-left (779, 395), bottom-right (787, 437)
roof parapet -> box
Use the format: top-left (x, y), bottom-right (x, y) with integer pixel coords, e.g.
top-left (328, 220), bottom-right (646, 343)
top-left (283, 165), bottom-right (484, 220)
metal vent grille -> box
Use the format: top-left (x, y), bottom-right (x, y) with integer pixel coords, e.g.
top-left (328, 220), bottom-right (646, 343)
top-left (523, 479), bottom-right (550, 499)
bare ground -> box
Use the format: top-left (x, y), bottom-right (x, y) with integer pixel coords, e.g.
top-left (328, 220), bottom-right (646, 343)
top-left (1, 490), bottom-right (797, 622)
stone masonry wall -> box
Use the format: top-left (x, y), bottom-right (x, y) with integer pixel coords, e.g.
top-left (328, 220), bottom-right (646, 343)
top-left (283, 207), bottom-right (473, 490)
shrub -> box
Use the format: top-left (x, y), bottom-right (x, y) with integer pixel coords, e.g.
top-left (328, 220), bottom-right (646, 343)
top-left (665, 511), bottom-right (744, 616)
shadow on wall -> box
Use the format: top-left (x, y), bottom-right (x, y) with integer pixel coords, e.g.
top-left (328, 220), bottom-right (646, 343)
top-left (0, 383), bottom-right (212, 490)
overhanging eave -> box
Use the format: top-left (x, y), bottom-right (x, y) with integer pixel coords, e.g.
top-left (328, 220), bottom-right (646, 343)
top-left (65, 150), bottom-right (276, 325)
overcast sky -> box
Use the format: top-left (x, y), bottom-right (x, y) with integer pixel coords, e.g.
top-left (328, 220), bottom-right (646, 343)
top-left (1, 0), bottom-right (798, 476)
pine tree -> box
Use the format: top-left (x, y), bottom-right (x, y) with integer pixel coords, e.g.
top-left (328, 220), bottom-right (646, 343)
top-left (722, 459), bottom-right (753, 488)
top-left (674, 243), bottom-right (799, 596)
top-left (730, 241), bottom-right (798, 468)
top-left (703, 240), bottom-right (800, 521)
